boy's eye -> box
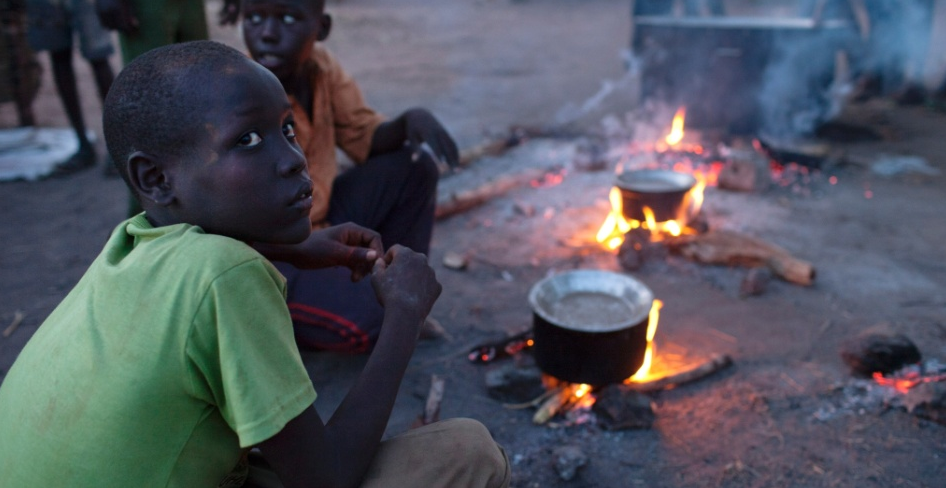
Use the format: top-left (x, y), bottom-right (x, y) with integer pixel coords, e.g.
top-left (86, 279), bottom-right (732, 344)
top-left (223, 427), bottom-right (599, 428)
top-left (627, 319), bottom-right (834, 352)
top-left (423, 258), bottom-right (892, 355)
top-left (238, 131), bottom-right (263, 147)
top-left (247, 13), bottom-right (263, 25)
top-left (283, 123), bottom-right (296, 140)
top-left (282, 14), bottom-right (297, 25)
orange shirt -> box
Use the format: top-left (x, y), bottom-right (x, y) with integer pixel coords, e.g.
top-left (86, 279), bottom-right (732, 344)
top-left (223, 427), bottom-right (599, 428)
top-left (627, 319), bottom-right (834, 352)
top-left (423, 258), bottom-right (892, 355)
top-left (290, 45), bottom-right (386, 226)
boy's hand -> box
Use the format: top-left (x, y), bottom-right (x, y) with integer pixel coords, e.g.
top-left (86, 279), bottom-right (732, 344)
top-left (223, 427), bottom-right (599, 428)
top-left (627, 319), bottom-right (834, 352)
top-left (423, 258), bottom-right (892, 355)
top-left (254, 223), bottom-right (383, 282)
top-left (371, 245), bottom-right (442, 331)
top-left (218, 0), bottom-right (240, 26)
top-left (95, 0), bottom-right (139, 35)
top-left (403, 108), bottom-right (460, 171)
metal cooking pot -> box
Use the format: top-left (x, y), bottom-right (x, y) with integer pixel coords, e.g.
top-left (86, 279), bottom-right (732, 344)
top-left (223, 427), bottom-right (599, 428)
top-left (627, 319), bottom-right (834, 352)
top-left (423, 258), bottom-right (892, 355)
top-left (529, 270), bottom-right (654, 386)
top-left (616, 169), bottom-right (696, 223)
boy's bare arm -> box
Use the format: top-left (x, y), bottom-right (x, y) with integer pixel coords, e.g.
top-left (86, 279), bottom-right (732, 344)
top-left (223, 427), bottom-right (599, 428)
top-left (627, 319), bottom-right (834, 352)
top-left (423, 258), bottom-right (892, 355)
top-left (259, 246), bottom-right (441, 488)
top-left (253, 223), bottom-right (383, 282)
top-left (370, 108), bottom-right (460, 169)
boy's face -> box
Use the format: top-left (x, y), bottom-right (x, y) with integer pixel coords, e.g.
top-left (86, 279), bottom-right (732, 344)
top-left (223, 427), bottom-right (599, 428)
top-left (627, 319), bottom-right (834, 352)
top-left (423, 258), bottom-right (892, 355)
top-left (242, 0), bottom-right (328, 83)
top-left (167, 61), bottom-right (312, 244)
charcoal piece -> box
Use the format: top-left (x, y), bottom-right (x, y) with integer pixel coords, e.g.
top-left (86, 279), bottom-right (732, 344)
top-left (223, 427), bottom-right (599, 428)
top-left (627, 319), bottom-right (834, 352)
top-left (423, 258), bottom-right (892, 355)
top-left (718, 153), bottom-right (767, 192)
top-left (591, 384), bottom-right (655, 430)
top-left (552, 445), bottom-right (587, 481)
top-left (739, 267), bottom-right (772, 297)
top-left (840, 331), bottom-right (921, 377)
top-left (484, 364), bottom-right (545, 403)
top-left (687, 211), bottom-right (710, 234)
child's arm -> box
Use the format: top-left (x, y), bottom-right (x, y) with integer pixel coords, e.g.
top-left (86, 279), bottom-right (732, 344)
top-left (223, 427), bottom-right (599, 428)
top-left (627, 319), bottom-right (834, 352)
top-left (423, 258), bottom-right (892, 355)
top-left (253, 223), bottom-right (383, 282)
top-left (369, 108), bottom-right (460, 169)
top-left (95, 0), bottom-right (138, 34)
top-left (258, 245), bottom-right (441, 488)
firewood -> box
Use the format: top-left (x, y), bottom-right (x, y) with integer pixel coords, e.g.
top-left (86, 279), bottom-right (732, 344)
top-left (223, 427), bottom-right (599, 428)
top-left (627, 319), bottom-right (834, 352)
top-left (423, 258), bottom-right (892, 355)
top-left (532, 385), bottom-right (573, 424)
top-left (413, 374), bottom-right (446, 428)
top-left (435, 168), bottom-right (549, 219)
top-left (625, 354), bottom-right (733, 393)
top-left (2, 311), bottom-right (24, 338)
top-left (666, 230), bottom-right (815, 286)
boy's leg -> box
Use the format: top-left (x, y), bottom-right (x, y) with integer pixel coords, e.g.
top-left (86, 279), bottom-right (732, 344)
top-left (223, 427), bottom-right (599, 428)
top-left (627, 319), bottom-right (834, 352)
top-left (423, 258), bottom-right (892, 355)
top-left (359, 419), bottom-right (510, 488)
top-left (244, 418), bottom-right (510, 488)
top-left (274, 262), bottom-right (383, 353)
top-left (117, 0), bottom-right (208, 64)
top-left (327, 147), bottom-right (439, 255)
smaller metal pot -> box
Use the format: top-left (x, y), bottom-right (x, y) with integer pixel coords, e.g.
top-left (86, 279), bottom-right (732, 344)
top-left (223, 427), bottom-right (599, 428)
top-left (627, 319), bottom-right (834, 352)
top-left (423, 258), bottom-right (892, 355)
top-left (529, 270), bottom-right (654, 386)
top-left (616, 169), bottom-right (696, 223)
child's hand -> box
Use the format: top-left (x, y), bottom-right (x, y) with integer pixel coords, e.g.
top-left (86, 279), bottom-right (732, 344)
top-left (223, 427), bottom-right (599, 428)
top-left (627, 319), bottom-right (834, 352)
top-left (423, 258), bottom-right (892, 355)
top-left (315, 223), bottom-right (383, 282)
top-left (252, 223), bottom-right (383, 282)
top-left (94, 0), bottom-right (139, 35)
top-left (403, 109), bottom-right (460, 171)
top-left (371, 245), bottom-right (442, 329)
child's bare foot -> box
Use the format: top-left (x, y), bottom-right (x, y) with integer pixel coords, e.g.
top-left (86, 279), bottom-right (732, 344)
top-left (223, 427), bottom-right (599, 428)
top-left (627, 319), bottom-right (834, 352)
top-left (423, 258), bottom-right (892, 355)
top-left (51, 145), bottom-right (96, 178)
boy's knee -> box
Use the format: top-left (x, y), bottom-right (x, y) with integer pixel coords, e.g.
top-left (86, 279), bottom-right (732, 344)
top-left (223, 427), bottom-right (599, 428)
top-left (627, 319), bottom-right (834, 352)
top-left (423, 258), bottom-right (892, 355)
top-left (440, 418), bottom-right (510, 488)
top-left (407, 150), bottom-right (440, 194)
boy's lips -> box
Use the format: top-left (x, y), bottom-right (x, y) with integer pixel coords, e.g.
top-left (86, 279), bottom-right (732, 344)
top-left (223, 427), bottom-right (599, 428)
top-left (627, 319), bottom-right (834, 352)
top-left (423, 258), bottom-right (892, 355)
top-left (255, 53), bottom-right (284, 70)
top-left (290, 184), bottom-right (313, 212)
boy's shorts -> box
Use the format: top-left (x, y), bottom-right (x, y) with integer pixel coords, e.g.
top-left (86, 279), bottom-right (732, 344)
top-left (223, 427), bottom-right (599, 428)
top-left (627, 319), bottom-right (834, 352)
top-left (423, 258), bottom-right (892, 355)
top-left (117, 0), bottom-right (208, 64)
top-left (25, 0), bottom-right (114, 60)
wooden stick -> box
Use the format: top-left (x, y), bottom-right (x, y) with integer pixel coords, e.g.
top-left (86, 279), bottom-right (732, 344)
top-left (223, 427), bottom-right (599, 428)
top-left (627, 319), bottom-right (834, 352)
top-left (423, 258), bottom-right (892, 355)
top-left (667, 230), bottom-right (815, 286)
top-left (423, 375), bottom-right (445, 425)
top-left (532, 385), bottom-right (571, 424)
top-left (625, 354), bottom-right (733, 393)
top-left (435, 167), bottom-right (548, 219)
top-left (2, 311), bottom-right (24, 338)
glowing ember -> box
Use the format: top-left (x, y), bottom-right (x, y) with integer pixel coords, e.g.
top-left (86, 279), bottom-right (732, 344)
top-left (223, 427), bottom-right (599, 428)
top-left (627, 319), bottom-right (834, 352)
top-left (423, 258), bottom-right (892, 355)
top-left (626, 299), bottom-right (663, 383)
top-left (872, 370), bottom-right (946, 394)
top-left (664, 107), bottom-right (686, 147)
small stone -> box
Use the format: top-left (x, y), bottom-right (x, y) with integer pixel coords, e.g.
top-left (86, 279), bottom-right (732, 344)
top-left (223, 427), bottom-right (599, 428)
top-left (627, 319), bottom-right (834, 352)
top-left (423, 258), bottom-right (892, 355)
top-left (442, 251), bottom-right (469, 270)
top-left (552, 445), bottom-right (588, 481)
top-left (592, 385), bottom-right (655, 430)
top-left (513, 201), bottom-right (536, 217)
top-left (839, 327), bottom-right (921, 377)
top-left (739, 267), bottom-right (772, 297)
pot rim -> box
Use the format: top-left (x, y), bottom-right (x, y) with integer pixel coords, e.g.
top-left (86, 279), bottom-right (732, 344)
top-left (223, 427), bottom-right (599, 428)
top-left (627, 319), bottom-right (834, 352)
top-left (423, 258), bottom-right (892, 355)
top-left (615, 169), bottom-right (696, 194)
top-left (528, 270), bottom-right (654, 333)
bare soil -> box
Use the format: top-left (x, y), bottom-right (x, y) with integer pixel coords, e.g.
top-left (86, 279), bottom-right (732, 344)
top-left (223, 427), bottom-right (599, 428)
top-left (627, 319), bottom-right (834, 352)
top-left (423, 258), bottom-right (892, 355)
top-left (3, 1), bottom-right (946, 487)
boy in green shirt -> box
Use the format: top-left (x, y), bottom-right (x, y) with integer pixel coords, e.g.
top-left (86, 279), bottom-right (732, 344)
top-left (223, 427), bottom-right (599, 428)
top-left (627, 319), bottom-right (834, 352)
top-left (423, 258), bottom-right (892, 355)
top-left (0, 40), bottom-right (508, 488)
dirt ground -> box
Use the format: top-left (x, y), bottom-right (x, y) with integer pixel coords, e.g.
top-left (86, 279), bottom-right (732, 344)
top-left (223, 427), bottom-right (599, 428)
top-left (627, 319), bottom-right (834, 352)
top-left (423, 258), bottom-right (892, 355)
top-left (3, 1), bottom-right (946, 487)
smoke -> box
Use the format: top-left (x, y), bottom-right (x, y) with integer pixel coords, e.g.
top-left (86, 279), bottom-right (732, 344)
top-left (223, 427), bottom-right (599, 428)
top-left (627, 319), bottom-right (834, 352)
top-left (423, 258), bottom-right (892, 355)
top-left (632, 0), bottom-right (939, 140)
top-left (757, 0), bottom-right (936, 139)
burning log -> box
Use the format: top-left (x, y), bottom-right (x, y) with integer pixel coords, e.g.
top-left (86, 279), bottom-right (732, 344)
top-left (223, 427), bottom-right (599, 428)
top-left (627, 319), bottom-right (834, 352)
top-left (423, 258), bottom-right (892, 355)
top-left (625, 353), bottom-right (733, 393)
top-left (666, 230), bottom-right (815, 286)
top-left (717, 149), bottom-right (769, 192)
top-left (532, 383), bottom-right (592, 424)
top-left (435, 167), bottom-right (550, 219)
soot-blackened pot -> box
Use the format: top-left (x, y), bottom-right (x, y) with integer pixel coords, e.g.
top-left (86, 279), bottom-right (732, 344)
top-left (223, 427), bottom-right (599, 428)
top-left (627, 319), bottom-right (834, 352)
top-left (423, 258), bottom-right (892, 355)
top-left (616, 169), bottom-right (697, 223)
top-left (529, 270), bottom-right (654, 386)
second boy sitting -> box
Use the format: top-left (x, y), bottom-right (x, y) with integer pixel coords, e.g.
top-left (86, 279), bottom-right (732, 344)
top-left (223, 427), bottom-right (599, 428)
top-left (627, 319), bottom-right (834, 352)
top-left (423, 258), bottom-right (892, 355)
top-left (241, 0), bottom-right (458, 353)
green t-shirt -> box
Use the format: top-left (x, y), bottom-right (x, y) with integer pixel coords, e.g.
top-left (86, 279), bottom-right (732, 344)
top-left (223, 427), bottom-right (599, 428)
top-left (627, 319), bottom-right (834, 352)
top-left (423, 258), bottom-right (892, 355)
top-left (0, 215), bottom-right (316, 487)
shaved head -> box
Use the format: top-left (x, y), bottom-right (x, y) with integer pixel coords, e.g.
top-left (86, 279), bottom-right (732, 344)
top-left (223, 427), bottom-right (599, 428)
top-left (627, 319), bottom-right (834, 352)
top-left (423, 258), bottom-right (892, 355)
top-left (103, 41), bottom-right (255, 186)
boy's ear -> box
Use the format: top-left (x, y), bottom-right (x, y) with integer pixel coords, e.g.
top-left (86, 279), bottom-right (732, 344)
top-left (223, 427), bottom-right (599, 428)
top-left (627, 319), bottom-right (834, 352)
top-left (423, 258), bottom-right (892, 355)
top-left (128, 151), bottom-right (175, 207)
top-left (316, 13), bottom-right (332, 41)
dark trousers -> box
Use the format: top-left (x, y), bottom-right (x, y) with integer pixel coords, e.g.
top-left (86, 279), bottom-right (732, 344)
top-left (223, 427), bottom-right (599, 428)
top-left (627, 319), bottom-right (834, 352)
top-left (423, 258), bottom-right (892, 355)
top-left (275, 147), bottom-right (439, 352)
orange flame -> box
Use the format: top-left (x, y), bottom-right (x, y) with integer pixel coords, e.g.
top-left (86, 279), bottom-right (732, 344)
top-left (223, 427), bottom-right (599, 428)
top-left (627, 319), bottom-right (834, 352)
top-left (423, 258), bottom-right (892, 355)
top-left (664, 107), bottom-right (686, 146)
top-left (627, 299), bottom-right (663, 382)
top-left (594, 178), bottom-right (705, 249)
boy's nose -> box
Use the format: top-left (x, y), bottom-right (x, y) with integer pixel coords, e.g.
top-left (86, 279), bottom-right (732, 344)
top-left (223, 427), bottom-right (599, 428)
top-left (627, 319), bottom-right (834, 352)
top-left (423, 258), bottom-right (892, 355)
top-left (261, 17), bottom-right (279, 43)
top-left (279, 145), bottom-right (307, 177)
